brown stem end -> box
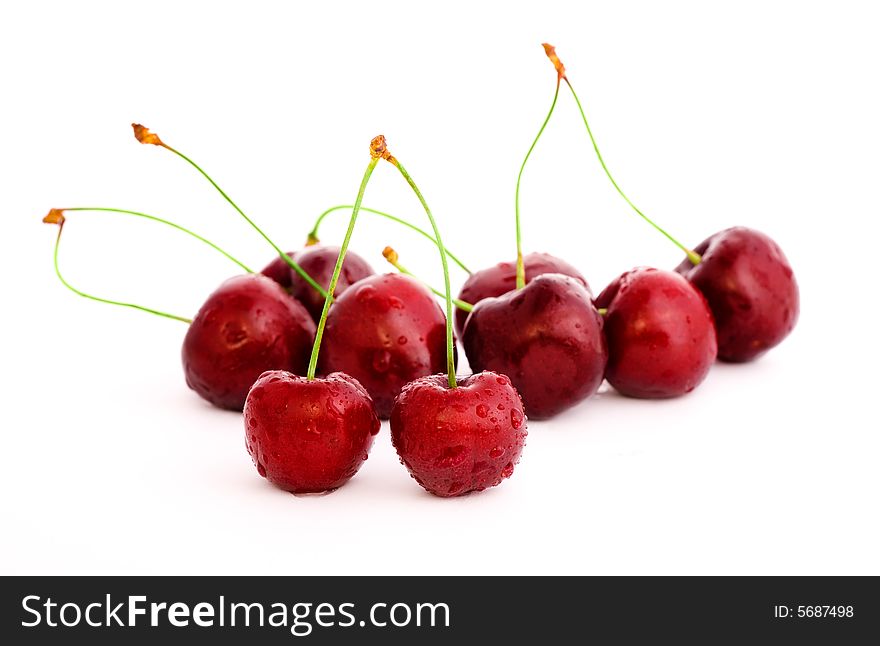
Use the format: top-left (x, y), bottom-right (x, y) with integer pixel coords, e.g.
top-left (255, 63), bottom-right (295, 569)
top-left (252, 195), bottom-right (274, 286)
top-left (132, 123), bottom-right (166, 147)
top-left (370, 135), bottom-right (398, 166)
top-left (382, 246), bottom-right (399, 264)
top-left (542, 43), bottom-right (567, 81)
top-left (42, 208), bottom-right (66, 226)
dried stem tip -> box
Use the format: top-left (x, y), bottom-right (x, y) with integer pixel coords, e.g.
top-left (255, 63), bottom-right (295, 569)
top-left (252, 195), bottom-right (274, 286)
top-left (42, 208), bottom-right (66, 226)
top-left (542, 43), bottom-right (566, 81)
top-left (370, 134), bottom-right (397, 165)
top-left (382, 246), bottom-right (399, 264)
top-left (132, 123), bottom-right (166, 147)
top-left (305, 232), bottom-right (320, 246)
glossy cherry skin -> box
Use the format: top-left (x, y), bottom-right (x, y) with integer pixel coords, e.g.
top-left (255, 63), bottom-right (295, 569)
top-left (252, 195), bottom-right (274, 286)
top-left (259, 246), bottom-right (374, 321)
top-left (182, 274), bottom-right (316, 410)
top-left (391, 371), bottom-right (527, 497)
top-left (462, 274), bottom-right (607, 420)
top-left (595, 267), bottom-right (717, 399)
top-left (455, 252), bottom-right (590, 336)
top-left (675, 227), bottom-right (799, 362)
top-left (260, 251), bottom-right (298, 290)
top-left (288, 245), bottom-right (374, 322)
top-left (318, 273), bottom-right (450, 419)
top-left (244, 370), bottom-right (380, 493)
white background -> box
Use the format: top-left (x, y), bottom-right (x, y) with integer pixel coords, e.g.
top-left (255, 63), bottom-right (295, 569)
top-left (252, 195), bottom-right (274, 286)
top-left (2, 1), bottom-right (879, 575)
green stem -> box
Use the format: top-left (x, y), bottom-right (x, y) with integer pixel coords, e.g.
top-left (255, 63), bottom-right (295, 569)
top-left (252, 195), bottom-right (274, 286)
top-left (384, 253), bottom-right (473, 312)
top-left (515, 79), bottom-right (561, 289)
top-left (47, 219), bottom-right (191, 324)
top-left (564, 78), bottom-right (701, 265)
top-left (65, 207), bottom-right (253, 273)
top-left (309, 204), bottom-right (472, 275)
top-left (307, 158), bottom-right (379, 380)
top-left (391, 161), bottom-right (457, 388)
top-left (162, 145), bottom-right (331, 295)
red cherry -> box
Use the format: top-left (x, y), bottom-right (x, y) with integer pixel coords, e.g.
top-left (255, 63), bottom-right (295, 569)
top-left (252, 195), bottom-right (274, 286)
top-left (675, 227), bottom-right (799, 362)
top-left (595, 267), bottom-right (717, 398)
top-left (318, 273), bottom-right (450, 419)
top-left (259, 251), bottom-right (298, 289)
top-left (244, 370), bottom-right (380, 493)
top-left (287, 245), bottom-right (374, 321)
top-left (462, 274), bottom-right (607, 419)
top-left (259, 247), bottom-right (374, 322)
top-left (182, 274), bottom-right (316, 410)
top-left (455, 252), bottom-right (589, 336)
top-left (391, 371), bottom-right (527, 497)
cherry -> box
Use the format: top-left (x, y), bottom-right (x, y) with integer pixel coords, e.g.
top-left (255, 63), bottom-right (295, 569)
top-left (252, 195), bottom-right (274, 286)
top-left (242, 136), bottom-right (386, 493)
top-left (318, 272), bottom-right (450, 419)
top-left (462, 274), bottom-right (607, 419)
top-left (375, 136), bottom-right (528, 496)
top-left (183, 273), bottom-right (316, 410)
top-left (244, 370), bottom-right (379, 493)
top-left (455, 252), bottom-right (589, 336)
top-left (595, 267), bottom-right (717, 398)
top-left (287, 245), bottom-right (374, 321)
top-left (675, 227), bottom-right (799, 362)
top-left (260, 246), bottom-right (374, 322)
top-left (391, 372), bottom-right (527, 496)
top-left (260, 251), bottom-right (298, 289)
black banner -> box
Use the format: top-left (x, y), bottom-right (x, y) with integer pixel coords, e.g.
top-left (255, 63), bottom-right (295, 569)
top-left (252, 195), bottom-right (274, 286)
top-left (1, 576), bottom-right (876, 643)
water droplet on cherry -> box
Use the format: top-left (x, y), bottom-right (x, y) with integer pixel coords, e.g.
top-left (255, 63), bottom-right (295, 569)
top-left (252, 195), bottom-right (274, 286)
top-left (371, 349), bottom-right (392, 372)
top-left (510, 408), bottom-right (524, 429)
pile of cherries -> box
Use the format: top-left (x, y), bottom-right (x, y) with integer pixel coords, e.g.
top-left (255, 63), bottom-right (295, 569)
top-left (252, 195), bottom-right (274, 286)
top-left (43, 45), bottom-right (798, 498)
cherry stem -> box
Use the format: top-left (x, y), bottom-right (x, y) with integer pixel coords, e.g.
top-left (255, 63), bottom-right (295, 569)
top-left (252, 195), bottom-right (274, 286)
top-left (306, 150), bottom-right (380, 380)
top-left (43, 209), bottom-right (192, 324)
top-left (597, 307), bottom-right (607, 316)
top-left (515, 79), bottom-right (561, 289)
top-left (65, 207), bottom-right (254, 273)
top-left (379, 149), bottom-right (457, 388)
top-left (308, 204), bottom-right (472, 274)
top-left (382, 247), bottom-right (473, 312)
top-left (562, 79), bottom-right (702, 265)
top-left (132, 124), bottom-right (329, 296)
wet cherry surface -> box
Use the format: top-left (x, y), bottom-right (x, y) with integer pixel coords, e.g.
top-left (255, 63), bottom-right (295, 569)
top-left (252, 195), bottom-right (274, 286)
top-left (318, 273), bottom-right (450, 419)
top-left (390, 371), bottom-right (527, 497)
top-left (287, 245), bottom-right (374, 322)
top-left (182, 274), bottom-right (316, 411)
top-left (462, 274), bottom-right (607, 419)
top-left (675, 227), bottom-right (799, 362)
top-left (596, 267), bottom-right (717, 398)
top-left (260, 251), bottom-right (298, 290)
top-left (455, 252), bottom-right (589, 335)
top-left (260, 246), bottom-right (374, 321)
top-left (244, 370), bottom-right (380, 493)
